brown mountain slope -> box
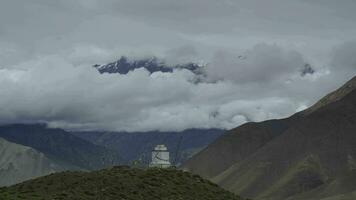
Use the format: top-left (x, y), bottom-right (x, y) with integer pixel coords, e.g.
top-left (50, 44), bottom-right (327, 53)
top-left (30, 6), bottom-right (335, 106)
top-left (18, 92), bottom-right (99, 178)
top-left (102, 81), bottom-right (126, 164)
top-left (182, 76), bottom-right (356, 200)
top-left (181, 118), bottom-right (296, 179)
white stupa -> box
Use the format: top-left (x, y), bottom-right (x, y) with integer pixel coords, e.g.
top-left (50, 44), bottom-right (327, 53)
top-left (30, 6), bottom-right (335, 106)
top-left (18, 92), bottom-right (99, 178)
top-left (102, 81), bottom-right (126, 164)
top-left (149, 144), bottom-right (171, 168)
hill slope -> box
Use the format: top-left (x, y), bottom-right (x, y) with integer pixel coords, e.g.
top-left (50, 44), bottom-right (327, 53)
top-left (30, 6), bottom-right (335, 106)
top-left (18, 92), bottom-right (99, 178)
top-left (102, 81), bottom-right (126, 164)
top-left (182, 76), bottom-right (356, 200)
top-left (302, 76), bottom-right (356, 115)
top-left (0, 138), bottom-right (65, 186)
top-left (0, 167), bottom-right (244, 200)
top-left (182, 119), bottom-right (295, 179)
top-left (0, 124), bottom-right (121, 170)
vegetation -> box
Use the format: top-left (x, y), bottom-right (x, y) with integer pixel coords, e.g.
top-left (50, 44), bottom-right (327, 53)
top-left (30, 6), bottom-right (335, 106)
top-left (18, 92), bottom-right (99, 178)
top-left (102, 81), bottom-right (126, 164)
top-left (0, 166), bottom-right (244, 200)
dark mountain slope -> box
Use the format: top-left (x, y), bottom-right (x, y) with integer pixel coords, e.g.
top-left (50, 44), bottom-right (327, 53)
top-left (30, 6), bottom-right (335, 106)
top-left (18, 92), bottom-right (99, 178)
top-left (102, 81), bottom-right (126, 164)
top-left (302, 76), bottom-right (356, 115)
top-left (73, 129), bottom-right (224, 165)
top-left (0, 167), bottom-right (244, 200)
top-left (182, 118), bottom-right (295, 179)
top-left (0, 124), bottom-right (121, 170)
top-left (182, 76), bottom-right (356, 200)
top-left (214, 89), bottom-right (356, 199)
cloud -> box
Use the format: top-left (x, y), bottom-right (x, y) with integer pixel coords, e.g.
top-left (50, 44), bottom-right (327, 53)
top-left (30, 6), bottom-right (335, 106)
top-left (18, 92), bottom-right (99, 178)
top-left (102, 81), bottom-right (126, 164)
top-left (331, 41), bottom-right (356, 71)
top-left (207, 44), bottom-right (305, 83)
top-left (1, 0), bottom-right (356, 68)
top-left (164, 45), bottom-right (199, 65)
top-left (0, 0), bottom-right (356, 132)
top-left (0, 48), bottom-right (298, 131)
top-left (1, 42), bottom-right (354, 132)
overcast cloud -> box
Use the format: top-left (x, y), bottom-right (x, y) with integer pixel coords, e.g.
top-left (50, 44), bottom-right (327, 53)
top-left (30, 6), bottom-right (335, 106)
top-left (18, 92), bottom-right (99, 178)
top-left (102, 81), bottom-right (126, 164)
top-left (0, 0), bottom-right (355, 131)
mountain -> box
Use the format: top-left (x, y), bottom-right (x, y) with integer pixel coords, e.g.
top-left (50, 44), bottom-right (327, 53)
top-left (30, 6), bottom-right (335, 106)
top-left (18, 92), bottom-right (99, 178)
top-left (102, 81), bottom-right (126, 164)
top-left (302, 76), bottom-right (356, 115)
top-left (182, 76), bottom-right (356, 200)
top-left (0, 137), bottom-right (66, 186)
top-left (73, 129), bottom-right (224, 166)
top-left (182, 119), bottom-right (296, 179)
top-left (94, 56), bottom-right (204, 75)
top-left (0, 166), bottom-right (244, 200)
top-left (0, 124), bottom-right (121, 171)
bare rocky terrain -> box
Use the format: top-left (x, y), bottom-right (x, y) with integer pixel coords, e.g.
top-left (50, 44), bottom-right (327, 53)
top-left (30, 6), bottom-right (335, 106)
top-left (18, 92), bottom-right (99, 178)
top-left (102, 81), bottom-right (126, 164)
top-left (0, 138), bottom-right (63, 186)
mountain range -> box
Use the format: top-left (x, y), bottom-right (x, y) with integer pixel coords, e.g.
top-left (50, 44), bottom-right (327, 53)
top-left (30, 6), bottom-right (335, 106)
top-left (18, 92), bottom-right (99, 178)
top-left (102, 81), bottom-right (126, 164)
top-left (0, 124), bottom-right (121, 170)
top-left (73, 129), bottom-right (224, 165)
top-left (0, 124), bottom-right (123, 186)
top-left (1, 56), bottom-right (355, 200)
top-left (182, 76), bottom-right (356, 200)
top-left (94, 56), bottom-right (204, 75)
top-left (0, 124), bottom-right (223, 186)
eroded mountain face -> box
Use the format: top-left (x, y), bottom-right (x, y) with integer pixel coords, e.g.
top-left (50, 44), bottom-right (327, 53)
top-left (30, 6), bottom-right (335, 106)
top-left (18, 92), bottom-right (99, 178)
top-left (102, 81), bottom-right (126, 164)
top-left (0, 138), bottom-right (62, 186)
top-left (0, 124), bottom-right (122, 171)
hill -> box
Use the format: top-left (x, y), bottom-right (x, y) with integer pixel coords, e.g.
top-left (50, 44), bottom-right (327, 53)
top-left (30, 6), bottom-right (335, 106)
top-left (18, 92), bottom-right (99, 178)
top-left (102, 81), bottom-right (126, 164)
top-left (0, 138), bottom-right (66, 186)
top-left (0, 124), bottom-right (121, 170)
top-left (182, 76), bottom-right (356, 200)
top-left (73, 129), bottom-right (224, 165)
top-left (0, 166), bottom-right (244, 200)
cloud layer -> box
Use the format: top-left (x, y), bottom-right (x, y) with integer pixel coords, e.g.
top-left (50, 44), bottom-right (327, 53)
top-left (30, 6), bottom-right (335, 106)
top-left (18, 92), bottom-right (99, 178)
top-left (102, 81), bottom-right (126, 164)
top-left (1, 42), bottom-right (356, 132)
top-left (0, 0), bottom-right (356, 131)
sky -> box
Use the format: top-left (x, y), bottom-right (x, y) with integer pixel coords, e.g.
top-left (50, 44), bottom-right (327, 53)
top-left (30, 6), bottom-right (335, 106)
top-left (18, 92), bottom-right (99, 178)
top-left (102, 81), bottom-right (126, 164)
top-left (0, 0), bottom-right (356, 132)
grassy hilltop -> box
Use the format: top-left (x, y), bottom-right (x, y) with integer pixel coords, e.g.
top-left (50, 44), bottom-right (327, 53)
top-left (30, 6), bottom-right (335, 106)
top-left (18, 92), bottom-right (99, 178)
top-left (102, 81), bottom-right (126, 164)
top-left (0, 166), bottom-right (244, 200)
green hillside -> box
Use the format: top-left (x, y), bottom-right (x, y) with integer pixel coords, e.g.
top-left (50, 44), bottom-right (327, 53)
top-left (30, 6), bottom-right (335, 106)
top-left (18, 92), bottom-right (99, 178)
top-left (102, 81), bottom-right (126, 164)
top-left (0, 166), bottom-right (244, 200)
